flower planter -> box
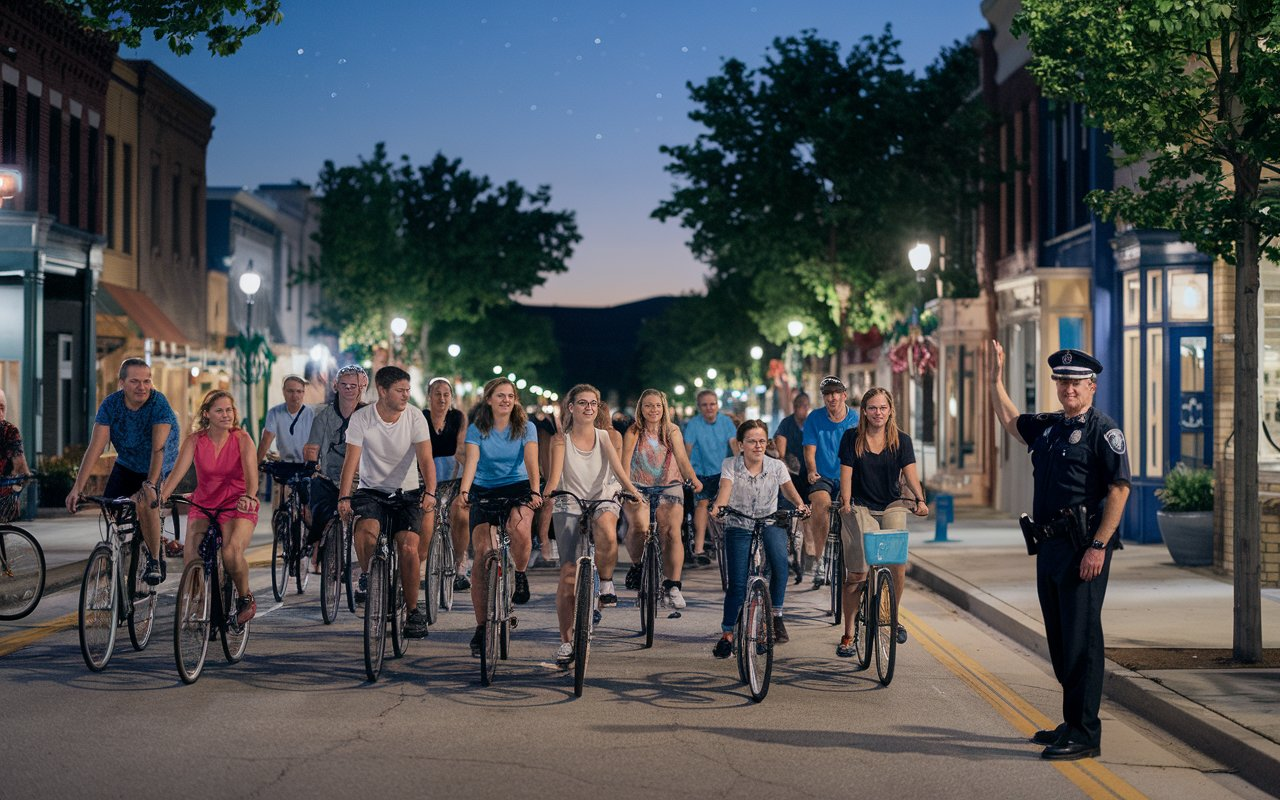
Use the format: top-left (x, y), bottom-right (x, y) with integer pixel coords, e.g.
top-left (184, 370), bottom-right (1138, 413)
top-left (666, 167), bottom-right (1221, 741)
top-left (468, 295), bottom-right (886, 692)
top-left (1156, 510), bottom-right (1213, 567)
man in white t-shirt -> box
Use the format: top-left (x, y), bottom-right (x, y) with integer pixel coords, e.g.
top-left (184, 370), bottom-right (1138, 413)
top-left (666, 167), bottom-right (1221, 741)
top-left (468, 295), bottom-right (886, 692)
top-left (338, 366), bottom-right (437, 639)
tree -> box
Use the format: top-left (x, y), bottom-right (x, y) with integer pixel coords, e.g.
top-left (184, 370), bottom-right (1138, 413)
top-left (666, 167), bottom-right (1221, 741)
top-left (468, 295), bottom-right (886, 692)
top-left (302, 143), bottom-right (579, 380)
top-left (1012, 0), bottom-right (1280, 662)
top-left (654, 29), bottom-right (987, 358)
top-left (58, 0), bottom-right (282, 56)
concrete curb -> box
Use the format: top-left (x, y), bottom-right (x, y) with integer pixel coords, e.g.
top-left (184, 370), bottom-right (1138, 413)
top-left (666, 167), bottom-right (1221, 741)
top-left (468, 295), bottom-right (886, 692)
top-left (908, 554), bottom-right (1280, 794)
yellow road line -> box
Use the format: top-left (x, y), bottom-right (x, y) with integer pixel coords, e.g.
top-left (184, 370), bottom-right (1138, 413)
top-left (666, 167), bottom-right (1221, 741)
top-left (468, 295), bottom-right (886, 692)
top-left (901, 607), bottom-right (1148, 800)
top-left (0, 612), bottom-right (77, 658)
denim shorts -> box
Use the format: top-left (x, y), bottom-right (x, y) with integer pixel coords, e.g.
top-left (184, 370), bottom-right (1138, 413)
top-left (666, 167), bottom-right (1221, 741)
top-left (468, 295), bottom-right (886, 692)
top-left (694, 474), bottom-right (721, 503)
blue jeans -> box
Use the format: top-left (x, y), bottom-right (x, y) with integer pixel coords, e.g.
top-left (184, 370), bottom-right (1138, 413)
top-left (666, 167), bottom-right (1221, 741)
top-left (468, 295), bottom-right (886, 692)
top-left (720, 525), bottom-right (789, 632)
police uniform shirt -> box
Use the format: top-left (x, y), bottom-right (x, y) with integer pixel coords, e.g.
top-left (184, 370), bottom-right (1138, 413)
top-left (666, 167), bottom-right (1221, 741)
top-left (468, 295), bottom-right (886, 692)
top-left (1016, 407), bottom-right (1131, 527)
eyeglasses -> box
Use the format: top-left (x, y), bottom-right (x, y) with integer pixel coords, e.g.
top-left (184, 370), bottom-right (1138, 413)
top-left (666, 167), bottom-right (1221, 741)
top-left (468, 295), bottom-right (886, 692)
top-left (742, 438), bottom-right (768, 446)
top-left (336, 365), bottom-right (367, 378)
top-left (574, 400), bottom-right (600, 408)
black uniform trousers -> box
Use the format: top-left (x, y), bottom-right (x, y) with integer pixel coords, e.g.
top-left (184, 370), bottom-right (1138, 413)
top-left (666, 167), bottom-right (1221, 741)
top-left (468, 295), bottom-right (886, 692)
top-left (1035, 536), bottom-right (1113, 748)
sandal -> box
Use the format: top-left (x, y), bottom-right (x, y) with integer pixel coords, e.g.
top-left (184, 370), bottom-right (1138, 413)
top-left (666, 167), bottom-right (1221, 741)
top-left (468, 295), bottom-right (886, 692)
top-left (163, 537), bottom-right (184, 558)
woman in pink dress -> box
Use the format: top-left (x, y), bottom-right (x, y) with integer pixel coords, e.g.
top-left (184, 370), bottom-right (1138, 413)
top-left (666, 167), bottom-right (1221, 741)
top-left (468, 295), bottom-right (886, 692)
top-left (161, 390), bottom-right (260, 624)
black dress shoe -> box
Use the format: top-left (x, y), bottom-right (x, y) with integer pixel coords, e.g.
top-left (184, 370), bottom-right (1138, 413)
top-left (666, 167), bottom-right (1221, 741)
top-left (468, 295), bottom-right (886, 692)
top-left (1031, 724), bottom-right (1067, 745)
top-left (1041, 741), bottom-right (1100, 761)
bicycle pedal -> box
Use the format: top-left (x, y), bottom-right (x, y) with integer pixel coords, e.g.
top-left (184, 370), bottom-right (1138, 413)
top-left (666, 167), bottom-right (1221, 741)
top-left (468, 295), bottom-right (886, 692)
top-left (509, 616), bottom-right (518, 629)
top-left (592, 609), bottom-right (602, 625)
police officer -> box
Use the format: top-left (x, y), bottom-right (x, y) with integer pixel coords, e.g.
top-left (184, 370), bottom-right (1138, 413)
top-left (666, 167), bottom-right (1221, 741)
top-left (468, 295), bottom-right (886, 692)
top-left (990, 342), bottom-right (1131, 761)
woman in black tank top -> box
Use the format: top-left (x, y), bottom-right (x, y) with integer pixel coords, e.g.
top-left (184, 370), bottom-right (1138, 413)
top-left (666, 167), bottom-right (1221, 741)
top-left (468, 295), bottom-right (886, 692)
top-left (424, 379), bottom-right (471, 589)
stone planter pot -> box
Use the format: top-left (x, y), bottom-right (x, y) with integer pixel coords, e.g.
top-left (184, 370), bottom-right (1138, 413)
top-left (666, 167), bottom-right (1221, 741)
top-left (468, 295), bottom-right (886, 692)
top-left (1156, 510), bottom-right (1213, 567)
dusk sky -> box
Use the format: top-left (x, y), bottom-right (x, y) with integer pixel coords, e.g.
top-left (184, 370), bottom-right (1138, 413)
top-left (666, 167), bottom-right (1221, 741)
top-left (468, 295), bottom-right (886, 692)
top-left (126, 1), bottom-right (987, 307)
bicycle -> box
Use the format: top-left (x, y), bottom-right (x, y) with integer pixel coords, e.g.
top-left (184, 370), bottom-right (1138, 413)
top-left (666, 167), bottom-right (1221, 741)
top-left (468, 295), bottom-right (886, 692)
top-left (550, 489), bottom-right (634, 697)
top-left (852, 501), bottom-right (914, 686)
top-left (424, 478), bottom-right (461, 624)
top-left (469, 492), bottom-right (533, 687)
top-left (355, 490), bottom-right (419, 682)
top-left (820, 505), bottom-right (843, 626)
top-left (76, 494), bottom-right (178, 671)
top-left (264, 460), bottom-right (317, 601)
top-left (0, 474), bottom-right (45, 621)
top-left (170, 496), bottom-right (250, 684)
top-left (715, 506), bottom-right (807, 703)
top-left (312, 474), bottom-right (357, 623)
top-left (632, 481), bottom-right (684, 649)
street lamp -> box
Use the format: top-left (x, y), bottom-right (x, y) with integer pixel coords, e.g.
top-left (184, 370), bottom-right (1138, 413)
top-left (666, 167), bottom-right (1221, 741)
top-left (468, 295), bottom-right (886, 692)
top-left (0, 166), bottom-right (23, 208)
top-left (674, 384), bottom-right (685, 396)
top-left (786, 319), bottom-right (805, 394)
top-left (706, 367), bottom-right (717, 380)
top-left (749, 345), bottom-right (763, 361)
top-left (448, 343), bottom-right (461, 358)
top-left (493, 365), bottom-right (503, 375)
top-left (237, 260), bottom-right (263, 437)
top-left (907, 242), bottom-right (933, 490)
top-left (787, 320), bottom-right (804, 339)
top-left (390, 316), bottom-right (407, 366)
top-left (749, 345), bottom-right (765, 418)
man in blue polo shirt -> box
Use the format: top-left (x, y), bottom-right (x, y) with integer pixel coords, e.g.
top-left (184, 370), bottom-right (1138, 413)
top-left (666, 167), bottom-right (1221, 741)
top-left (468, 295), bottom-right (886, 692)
top-left (67, 357), bottom-right (180, 585)
top-left (802, 376), bottom-right (859, 586)
top-left (683, 390), bottom-right (738, 565)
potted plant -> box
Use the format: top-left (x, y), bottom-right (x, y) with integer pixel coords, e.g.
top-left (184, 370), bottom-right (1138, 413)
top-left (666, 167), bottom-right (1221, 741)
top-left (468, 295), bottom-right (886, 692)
top-left (37, 447), bottom-right (81, 508)
top-left (1155, 464), bottom-right (1214, 566)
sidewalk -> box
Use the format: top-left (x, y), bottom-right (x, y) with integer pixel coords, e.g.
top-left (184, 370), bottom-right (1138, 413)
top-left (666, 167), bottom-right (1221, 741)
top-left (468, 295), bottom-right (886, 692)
top-left (904, 508), bottom-right (1280, 794)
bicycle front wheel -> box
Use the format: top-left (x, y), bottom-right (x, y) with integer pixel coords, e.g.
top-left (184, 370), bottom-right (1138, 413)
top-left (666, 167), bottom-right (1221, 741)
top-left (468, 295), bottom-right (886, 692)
top-left (293, 516), bottom-right (310, 595)
top-left (364, 554), bottom-right (388, 681)
top-left (856, 575), bottom-right (874, 670)
top-left (743, 581), bottom-right (774, 702)
top-left (425, 527), bottom-right (444, 625)
top-left (711, 518), bottom-right (728, 592)
top-left (641, 540), bottom-right (660, 649)
top-left (174, 560), bottom-right (210, 684)
top-left (572, 558), bottom-right (593, 697)
top-left (480, 556), bottom-right (500, 686)
top-left (391, 555), bottom-right (408, 658)
top-left (270, 509), bottom-right (289, 602)
top-left (319, 518), bottom-right (342, 624)
top-left (440, 532), bottom-right (456, 612)
top-left (126, 536), bottom-right (157, 651)
top-left (220, 559), bottom-right (249, 663)
top-left (827, 537), bottom-right (843, 626)
top-left (344, 521), bottom-right (356, 612)
top-left (0, 525), bottom-right (45, 620)
top-left (789, 520), bottom-right (805, 586)
top-left (873, 569), bottom-right (898, 686)
top-left (78, 544), bottom-right (117, 672)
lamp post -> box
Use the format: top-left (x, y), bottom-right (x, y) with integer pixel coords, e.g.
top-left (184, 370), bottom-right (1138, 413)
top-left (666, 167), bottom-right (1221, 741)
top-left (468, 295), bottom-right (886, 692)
top-left (907, 242), bottom-right (932, 490)
top-left (389, 316), bottom-right (407, 367)
top-left (786, 319), bottom-right (805, 401)
top-left (749, 345), bottom-right (764, 418)
top-left (237, 260), bottom-right (263, 437)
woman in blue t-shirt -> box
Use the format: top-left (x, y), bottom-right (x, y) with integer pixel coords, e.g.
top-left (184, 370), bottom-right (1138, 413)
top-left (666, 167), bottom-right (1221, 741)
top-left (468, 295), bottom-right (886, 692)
top-left (458, 377), bottom-right (544, 657)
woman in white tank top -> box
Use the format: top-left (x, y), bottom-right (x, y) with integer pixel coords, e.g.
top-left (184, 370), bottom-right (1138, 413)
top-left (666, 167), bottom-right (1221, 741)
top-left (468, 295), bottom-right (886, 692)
top-left (543, 384), bottom-right (642, 665)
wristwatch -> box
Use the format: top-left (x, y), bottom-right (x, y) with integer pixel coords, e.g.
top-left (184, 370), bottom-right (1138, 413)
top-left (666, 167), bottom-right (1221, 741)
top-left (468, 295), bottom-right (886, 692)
top-left (1089, 539), bottom-right (1107, 550)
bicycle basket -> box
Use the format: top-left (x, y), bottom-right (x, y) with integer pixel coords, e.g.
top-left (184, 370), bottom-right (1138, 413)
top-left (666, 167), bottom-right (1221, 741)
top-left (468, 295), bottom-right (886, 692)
top-left (863, 530), bottom-right (909, 565)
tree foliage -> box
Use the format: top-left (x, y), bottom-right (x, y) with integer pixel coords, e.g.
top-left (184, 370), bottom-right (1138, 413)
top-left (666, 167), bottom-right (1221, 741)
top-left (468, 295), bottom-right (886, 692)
top-left (1012, 0), bottom-right (1280, 662)
top-left (653, 28), bottom-right (987, 356)
top-left (59, 0), bottom-right (282, 56)
top-left (302, 142), bottom-right (579, 376)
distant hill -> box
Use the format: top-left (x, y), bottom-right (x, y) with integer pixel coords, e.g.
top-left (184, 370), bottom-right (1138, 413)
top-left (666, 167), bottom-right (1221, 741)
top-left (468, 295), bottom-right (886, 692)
top-left (521, 296), bottom-right (678, 406)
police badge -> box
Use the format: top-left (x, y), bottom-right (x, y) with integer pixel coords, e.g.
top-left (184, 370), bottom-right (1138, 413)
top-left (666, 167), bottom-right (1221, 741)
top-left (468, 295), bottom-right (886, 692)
top-left (1069, 430), bottom-right (1083, 444)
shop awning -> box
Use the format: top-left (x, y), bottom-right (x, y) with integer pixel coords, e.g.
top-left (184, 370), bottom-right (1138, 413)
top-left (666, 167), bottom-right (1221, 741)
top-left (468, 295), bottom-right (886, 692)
top-left (98, 283), bottom-right (194, 346)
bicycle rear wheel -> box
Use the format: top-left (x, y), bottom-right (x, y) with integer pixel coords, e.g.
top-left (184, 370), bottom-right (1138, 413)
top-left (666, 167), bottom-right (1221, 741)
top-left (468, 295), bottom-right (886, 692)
top-left (344, 521), bottom-right (356, 612)
top-left (480, 556), bottom-right (500, 686)
top-left (78, 544), bottom-right (117, 672)
top-left (440, 532), bottom-right (456, 612)
top-left (425, 527), bottom-right (444, 624)
top-left (0, 525), bottom-right (45, 620)
top-left (711, 518), bottom-right (728, 592)
top-left (743, 581), bottom-right (774, 702)
top-left (270, 509), bottom-right (289, 602)
top-left (572, 558), bottom-right (593, 697)
top-left (293, 516), bottom-right (310, 595)
top-left (364, 554), bottom-right (388, 681)
top-left (789, 519), bottom-right (805, 586)
top-left (126, 536), bottom-right (157, 651)
top-left (641, 539), bottom-right (660, 649)
top-left (174, 560), bottom-right (210, 684)
top-left (856, 575), bottom-right (874, 669)
top-left (873, 569), bottom-right (898, 686)
top-left (320, 518), bottom-right (342, 624)
top-left (827, 538), bottom-right (843, 626)
top-left (220, 557), bottom-right (249, 663)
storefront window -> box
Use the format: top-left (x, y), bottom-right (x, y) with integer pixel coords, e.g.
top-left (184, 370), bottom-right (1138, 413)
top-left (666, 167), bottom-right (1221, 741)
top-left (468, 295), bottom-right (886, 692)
top-left (1147, 271), bottom-right (1163, 322)
top-left (1124, 330), bottom-right (1142, 476)
top-left (1168, 270), bottom-right (1209, 322)
top-left (1124, 273), bottom-right (1141, 325)
top-left (1262, 276), bottom-right (1280, 463)
top-left (1145, 329), bottom-right (1164, 476)
top-left (1178, 336), bottom-right (1207, 468)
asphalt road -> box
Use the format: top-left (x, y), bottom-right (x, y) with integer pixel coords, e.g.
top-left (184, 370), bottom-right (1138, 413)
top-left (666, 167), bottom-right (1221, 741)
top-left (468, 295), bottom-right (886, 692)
top-left (0, 555), bottom-right (1270, 800)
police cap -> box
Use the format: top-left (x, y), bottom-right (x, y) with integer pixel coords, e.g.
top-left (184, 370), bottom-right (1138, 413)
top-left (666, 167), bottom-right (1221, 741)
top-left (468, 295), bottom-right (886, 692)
top-left (1048, 349), bottom-right (1102, 380)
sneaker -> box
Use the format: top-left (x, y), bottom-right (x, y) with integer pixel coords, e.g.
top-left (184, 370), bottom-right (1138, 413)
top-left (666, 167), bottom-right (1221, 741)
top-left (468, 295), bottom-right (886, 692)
top-left (836, 635), bottom-right (855, 658)
top-left (354, 574), bottom-right (368, 604)
top-left (470, 625), bottom-right (484, 658)
top-left (624, 563), bottom-right (641, 590)
top-left (712, 636), bottom-right (733, 659)
top-left (811, 563), bottom-right (827, 588)
top-left (143, 557), bottom-right (164, 586)
top-left (404, 608), bottom-right (429, 639)
top-left (599, 593), bottom-right (618, 608)
top-left (512, 571), bottom-right (531, 604)
top-left (694, 551), bottom-right (711, 567)
top-left (555, 642), bottom-right (574, 665)
top-left (236, 594), bottom-right (257, 626)
top-left (896, 624), bottom-right (908, 645)
top-left (773, 616), bottom-right (790, 644)
top-left (454, 573), bottom-right (471, 591)
top-left (667, 585), bottom-right (686, 610)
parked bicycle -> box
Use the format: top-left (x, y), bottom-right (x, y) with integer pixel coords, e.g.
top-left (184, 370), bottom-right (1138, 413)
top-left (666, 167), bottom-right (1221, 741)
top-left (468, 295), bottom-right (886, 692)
top-left (263, 460), bottom-right (317, 601)
top-left (716, 506), bottom-right (807, 703)
top-left (424, 478), bottom-right (461, 624)
top-left (470, 492), bottom-right (533, 686)
top-left (632, 481), bottom-right (686, 649)
top-left (357, 490), bottom-right (420, 682)
top-left (169, 496), bottom-right (250, 684)
top-left (0, 474), bottom-right (44, 621)
top-left (75, 494), bottom-right (179, 671)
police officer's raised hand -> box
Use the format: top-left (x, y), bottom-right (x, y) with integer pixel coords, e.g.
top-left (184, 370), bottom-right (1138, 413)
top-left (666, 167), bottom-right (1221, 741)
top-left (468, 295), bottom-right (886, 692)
top-left (1080, 547), bottom-right (1106, 581)
top-left (990, 339), bottom-right (1005, 383)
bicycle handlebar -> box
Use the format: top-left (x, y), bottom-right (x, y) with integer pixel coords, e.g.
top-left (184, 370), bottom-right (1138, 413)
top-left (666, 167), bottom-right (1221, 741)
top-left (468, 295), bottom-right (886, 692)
top-left (0, 473), bottom-right (38, 490)
top-left (468, 494), bottom-right (534, 514)
top-left (549, 489), bottom-right (636, 511)
top-left (716, 506), bottom-right (809, 524)
top-left (168, 495), bottom-right (239, 518)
